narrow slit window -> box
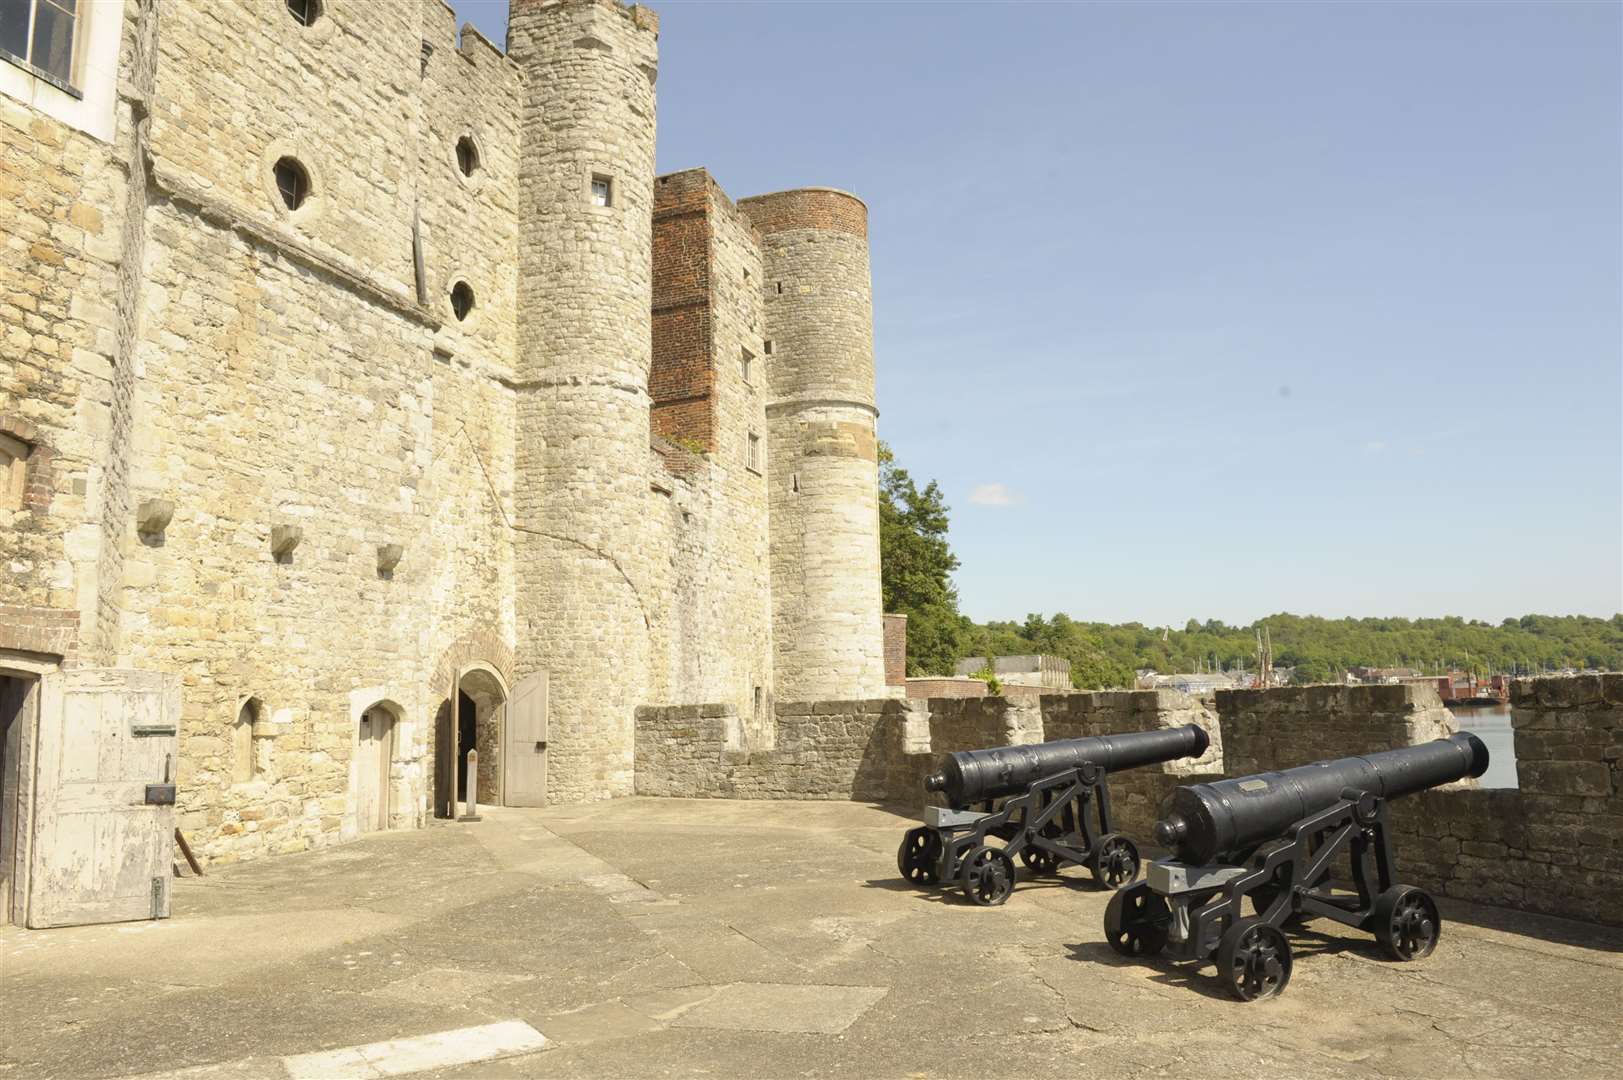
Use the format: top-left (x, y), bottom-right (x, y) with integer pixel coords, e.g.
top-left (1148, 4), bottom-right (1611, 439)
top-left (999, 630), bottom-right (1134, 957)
top-left (747, 432), bottom-right (761, 473)
top-left (455, 136), bottom-right (479, 178)
top-left (763, 340), bottom-right (773, 356)
top-left (740, 348), bottom-right (754, 384)
top-left (450, 281), bottom-right (475, 322)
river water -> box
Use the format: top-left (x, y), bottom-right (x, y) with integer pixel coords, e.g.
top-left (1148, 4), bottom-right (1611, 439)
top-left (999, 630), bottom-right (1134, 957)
top-left (1448, 704), bottom-right (1518, 789)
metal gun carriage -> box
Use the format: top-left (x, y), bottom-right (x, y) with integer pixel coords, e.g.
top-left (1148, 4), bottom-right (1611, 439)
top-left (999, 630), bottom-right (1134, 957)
top-left (897, 724), bottom-right (1210, 906)
top-left (1104, 733), bottom-right (1489, 1000)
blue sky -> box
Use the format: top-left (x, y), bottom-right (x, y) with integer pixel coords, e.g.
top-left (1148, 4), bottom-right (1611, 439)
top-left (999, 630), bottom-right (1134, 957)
top-left (458, 1), bottom-right (1622, 626)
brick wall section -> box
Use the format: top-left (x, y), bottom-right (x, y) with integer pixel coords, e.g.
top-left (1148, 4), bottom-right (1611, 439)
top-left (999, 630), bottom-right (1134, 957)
top-left (883, 614), bottom-right (907, 685)
top-left (650, 170), bottom-right (716, 450)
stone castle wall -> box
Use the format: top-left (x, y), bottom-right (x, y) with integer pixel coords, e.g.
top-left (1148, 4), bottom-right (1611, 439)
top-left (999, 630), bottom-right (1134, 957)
top-left (2, 0), bottom-right (889, 869)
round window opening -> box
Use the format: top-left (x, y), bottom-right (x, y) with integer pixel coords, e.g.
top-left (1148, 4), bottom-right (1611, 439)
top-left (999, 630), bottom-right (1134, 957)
top-left (450, 281), bottom-right (475, 322)
top-left (286, 0), bottom-right (323, 27)
top-left (273, 157), bottom-right (311, 212)
top-left (455, 137), bottom-right (480, 178)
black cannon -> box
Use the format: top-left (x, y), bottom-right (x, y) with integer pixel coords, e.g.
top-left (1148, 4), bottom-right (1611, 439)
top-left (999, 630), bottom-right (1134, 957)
top-left (1104, 733), bottom-right (1489, 1001)
top-left (897, 724), bottom-right (1210, 906)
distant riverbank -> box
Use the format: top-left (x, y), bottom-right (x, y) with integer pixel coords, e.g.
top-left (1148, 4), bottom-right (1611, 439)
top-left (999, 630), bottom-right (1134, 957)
top-left (1450, 704), bottom-right (1518, 789)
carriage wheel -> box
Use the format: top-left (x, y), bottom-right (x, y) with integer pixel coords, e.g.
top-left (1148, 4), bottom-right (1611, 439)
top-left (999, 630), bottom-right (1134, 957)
top-left (1088, 833), bottom-right (1140, 889)
top-left (896, 827), bottom-right (941, 886)
top-left (1217, 918), bottom-right (1293, 1001)
top-left (1104, 882), bottom-right (1170, 958)
top-left (1372, 886), bottom-right (1440, 961)
top-left (1019, 845), bottom-right (1061, 875)
top-left (960, 845), bottom-right (1015, 906)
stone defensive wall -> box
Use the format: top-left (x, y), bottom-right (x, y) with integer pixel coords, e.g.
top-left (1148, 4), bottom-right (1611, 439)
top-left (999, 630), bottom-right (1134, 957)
top-left (636, 676), bottom-right (1620, 926)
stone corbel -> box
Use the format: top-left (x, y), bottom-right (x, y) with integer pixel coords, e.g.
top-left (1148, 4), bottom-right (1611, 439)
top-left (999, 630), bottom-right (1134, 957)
top-left (270, 524), bottom-right (303, 560)
top-left (136, 498), bottom-right (175, 537)
top-left (377, 543), bottom-right (404, 574)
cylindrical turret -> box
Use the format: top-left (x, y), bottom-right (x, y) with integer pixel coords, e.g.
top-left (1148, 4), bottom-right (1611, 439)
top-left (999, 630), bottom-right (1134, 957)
top-left (1155, 734), bottom-right (1490, 865)
top-left (508, 0), bottom-right (660, 802)
top-left (737, 188), bottom-right (884, 702)
top-left (925, 725), bottom-right (1211, 809)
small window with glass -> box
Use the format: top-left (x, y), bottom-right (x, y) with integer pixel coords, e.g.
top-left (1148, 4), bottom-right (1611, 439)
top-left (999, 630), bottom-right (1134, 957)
top-left (1, 0), bottom-right (79, 89)
top-left (746, 432), bottom-right (761, 474)
top-left (591, 174), bottom-right (613, 208)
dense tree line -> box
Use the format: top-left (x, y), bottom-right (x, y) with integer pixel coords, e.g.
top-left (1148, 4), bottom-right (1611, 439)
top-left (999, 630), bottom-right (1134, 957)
top-left (878, 444), bottom-right (1623, 689)
top-left (963, 612), bottom-right (1623, 689)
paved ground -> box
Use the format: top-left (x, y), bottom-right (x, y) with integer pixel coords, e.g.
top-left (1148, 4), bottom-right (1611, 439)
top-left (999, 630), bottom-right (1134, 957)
top-left (3, 798), bottom-right (1620, 1079)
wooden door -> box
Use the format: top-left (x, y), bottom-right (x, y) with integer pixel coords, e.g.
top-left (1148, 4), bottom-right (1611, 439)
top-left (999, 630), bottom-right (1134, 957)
top-left (26, 669), bottom-right (180, 928)
top-left (356, 709), bottom-right (393, 834)
top-left (503, 672), bottom-right (548, 807)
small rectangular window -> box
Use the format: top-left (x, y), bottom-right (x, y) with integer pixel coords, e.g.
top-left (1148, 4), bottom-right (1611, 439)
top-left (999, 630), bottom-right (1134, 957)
top-left (763, 340), bottom-right (773, 356)
top-left (753, 686), bottom-right (763, 717)
top-left (740, 347), bottom-right (754, 384)
top-left (0, 431), bottom-right (29, 510)
top-left (746, 432), bottom-right (761, 473)
top-left (775, 282), bottom-right (783, 294)
top-left (1, 0), bottom-right (78, 87)
top-left (591, 173), bottom-right (613, 207)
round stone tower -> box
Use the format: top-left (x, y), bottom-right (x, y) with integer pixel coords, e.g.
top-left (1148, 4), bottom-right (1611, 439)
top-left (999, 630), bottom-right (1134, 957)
top-left (508, 0), bottom-right (660, 802)
top-left (737, 189), bottom-right (887, 702)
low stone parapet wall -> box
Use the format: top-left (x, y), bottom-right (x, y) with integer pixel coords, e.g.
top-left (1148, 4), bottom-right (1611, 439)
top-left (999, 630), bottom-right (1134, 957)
top-left (634, 699), bottom-right (922, 801)
top-left (1212, 675), bottom-right (1621, 926)
top-left (633, 676), bottom-right (1620, 925)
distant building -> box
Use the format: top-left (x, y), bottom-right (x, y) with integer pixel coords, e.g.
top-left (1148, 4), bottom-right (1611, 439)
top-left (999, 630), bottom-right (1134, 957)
top-left (1351, 667), bottom-right (1422, 684)
top-left (1139, 672), bottom-right (1236, 694)
top-left (954, 655), bottom-right (1071, 689)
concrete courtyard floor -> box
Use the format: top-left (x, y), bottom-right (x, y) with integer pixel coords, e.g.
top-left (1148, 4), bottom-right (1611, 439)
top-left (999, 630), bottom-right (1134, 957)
top-left (2, 798), bottom-right (1620, 1080)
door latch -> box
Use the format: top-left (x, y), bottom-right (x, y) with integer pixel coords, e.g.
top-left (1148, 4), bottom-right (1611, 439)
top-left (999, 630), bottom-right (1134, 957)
top-left (145, 752), bottom-right (177, 806)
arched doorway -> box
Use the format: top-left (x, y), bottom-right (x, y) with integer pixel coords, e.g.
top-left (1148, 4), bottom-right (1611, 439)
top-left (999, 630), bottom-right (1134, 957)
top-left (356, 702), bottom-right (399, 834)
top-left (433, 666), bottom-right (508, 817)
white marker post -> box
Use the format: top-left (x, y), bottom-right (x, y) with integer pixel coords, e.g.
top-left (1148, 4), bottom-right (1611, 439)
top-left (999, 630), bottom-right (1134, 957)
top-left (459, 749), bottom-right (482, 822)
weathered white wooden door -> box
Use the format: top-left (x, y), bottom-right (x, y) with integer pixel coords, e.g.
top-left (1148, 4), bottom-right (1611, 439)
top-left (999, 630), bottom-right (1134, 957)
top-left (503, 672), bottom-right (547, 807)
top-left (27, 669), bottom-right (180, 928)
top-left (356, 709), bottom-right (393, 833)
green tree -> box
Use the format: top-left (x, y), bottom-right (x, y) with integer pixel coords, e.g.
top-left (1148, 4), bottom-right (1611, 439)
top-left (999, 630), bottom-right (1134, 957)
top-left (878, 442), bottom-right (967, 675)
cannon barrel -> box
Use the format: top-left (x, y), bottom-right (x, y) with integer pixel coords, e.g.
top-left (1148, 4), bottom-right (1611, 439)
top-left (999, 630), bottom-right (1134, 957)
top-left (1154, 733), bottom-right (1489, 864)
top-left (924, 724), bottom-right (1210, 808)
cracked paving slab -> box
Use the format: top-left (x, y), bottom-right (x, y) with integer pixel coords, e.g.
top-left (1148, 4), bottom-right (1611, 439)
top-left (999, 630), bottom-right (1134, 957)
top-left (2, 798), bottom-right (1620, 1080)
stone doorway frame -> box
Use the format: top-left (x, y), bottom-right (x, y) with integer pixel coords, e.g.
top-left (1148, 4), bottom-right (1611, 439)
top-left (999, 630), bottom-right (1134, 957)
top-left (430, 632), bottom-right (515, 816)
